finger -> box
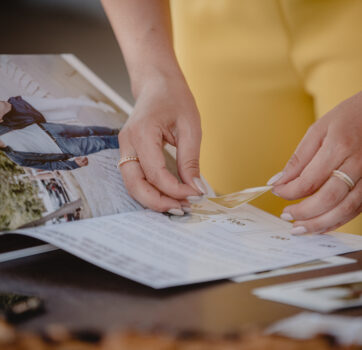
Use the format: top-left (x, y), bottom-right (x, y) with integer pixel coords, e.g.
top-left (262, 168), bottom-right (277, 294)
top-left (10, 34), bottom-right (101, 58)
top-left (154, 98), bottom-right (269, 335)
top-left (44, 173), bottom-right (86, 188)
top-left (180, 199), bottom-right (192, 213)
top-left (273, 137), bottom-right (347, 200)
top-left (120, 158), bottom-right (184, 213)
top-left (290, 179), bottom-right (362, 235)
top-left (176, 121), bottom-right (206, 193)
top-left (281, 154), bottom-right (362, 221)
top-left (272, 122), bottom-right (327, 186)
top-left (118, 136), bottom-right (184, 213)
top-left (133, 127), bottom-right (199, 199)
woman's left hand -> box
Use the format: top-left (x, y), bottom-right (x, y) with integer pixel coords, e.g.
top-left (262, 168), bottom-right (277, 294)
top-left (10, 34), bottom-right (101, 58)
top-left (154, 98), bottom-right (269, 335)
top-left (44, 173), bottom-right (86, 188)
top-left (269, 91), bottom-right (362, 235)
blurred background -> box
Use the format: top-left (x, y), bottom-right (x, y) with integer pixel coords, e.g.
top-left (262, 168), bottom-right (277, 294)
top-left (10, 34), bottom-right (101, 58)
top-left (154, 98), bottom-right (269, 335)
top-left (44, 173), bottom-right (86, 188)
top-left (0, 0), bottom-right (134, 103)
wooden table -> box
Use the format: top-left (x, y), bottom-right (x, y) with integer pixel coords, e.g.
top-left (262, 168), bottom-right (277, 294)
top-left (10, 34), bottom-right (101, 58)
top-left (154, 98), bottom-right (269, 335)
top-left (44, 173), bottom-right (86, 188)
top-left (0, 234), bottom-right (361, 334)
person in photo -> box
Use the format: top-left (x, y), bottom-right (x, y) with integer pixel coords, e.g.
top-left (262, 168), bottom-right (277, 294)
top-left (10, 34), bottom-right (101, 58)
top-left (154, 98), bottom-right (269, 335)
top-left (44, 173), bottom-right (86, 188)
top-left (0, 96), bottom-right (120, 171)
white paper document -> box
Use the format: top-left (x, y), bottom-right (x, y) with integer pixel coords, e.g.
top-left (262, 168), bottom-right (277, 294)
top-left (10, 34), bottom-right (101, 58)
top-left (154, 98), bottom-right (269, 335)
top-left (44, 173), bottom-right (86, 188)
top-left (267, 312), bottom-right (362, 346)
top-left (9, 205), bottom-right (362, 288)
top-left (231, 256), bottom-right (356, 283)
top-left (254, 270), bottom-right (362, 312)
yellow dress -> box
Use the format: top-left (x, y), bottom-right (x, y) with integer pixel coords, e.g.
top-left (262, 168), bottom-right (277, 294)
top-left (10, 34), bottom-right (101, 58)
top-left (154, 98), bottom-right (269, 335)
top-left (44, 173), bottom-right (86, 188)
top-left (170, 0), bottom-right (361, 234)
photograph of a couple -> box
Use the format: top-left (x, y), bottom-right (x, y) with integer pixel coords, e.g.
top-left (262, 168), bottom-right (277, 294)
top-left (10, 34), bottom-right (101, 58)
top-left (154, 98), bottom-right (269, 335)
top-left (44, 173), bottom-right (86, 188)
top-left (0, 55), bottom-right (139, 231)
top-left (0, 95), bottom-right (120, 171)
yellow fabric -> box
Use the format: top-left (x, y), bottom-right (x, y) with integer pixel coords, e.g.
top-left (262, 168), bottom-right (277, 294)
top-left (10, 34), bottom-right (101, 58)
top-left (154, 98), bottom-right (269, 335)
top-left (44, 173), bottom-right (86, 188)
top-left (170, 0), bottom-right (361, 234)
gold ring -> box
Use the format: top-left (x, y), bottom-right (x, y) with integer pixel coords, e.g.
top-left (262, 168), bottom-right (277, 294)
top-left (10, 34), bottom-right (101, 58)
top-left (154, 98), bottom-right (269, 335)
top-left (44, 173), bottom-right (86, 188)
top-left (331, 170), bottom-right (355, 190)
top-left (117, 156), bottom-right (139, 168)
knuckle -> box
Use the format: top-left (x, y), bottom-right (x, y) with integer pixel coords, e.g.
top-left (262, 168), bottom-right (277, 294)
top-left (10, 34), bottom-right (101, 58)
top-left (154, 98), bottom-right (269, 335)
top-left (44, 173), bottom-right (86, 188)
top-left (299, 179), bottom-right (318, 196)
top-left (144, 167), bottom-right (160, 186)
top-left (322, 190), bottom-right (340, 204)
top-left (287, 153), bottom-right (301, 169)
top-left (183, 158), bottom-right (200, 171)
top-left (335, 137), bottom-right (353, 156)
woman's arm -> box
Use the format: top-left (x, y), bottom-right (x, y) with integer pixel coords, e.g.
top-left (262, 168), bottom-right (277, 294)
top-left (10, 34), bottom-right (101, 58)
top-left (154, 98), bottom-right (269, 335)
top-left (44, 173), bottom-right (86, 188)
top-left (102, 0), bottom-right (205, 214)
top-left (102, 0), bottom-right (176, 97)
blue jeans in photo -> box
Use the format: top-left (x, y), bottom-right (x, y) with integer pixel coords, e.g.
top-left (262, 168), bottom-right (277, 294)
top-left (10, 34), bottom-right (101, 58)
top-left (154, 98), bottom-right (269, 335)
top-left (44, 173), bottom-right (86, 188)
top-left (41, 122), bottom-right (119, 156)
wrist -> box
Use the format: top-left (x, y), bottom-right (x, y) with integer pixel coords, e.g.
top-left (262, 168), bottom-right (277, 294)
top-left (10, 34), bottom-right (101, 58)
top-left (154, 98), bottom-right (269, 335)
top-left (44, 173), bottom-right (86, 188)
top-left (129, 57), bottom-right (184, 99)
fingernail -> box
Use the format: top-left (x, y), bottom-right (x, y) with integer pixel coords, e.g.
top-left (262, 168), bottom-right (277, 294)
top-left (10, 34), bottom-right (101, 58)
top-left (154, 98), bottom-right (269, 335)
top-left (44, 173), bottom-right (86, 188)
top-left (187, 195), bottom-right (204, 203)
top-left (267, 172), bottom-right (284, 186)
top-left (271, 189), bottom-right (281, 198)
top-left (280, 212), bottom-right (294, 221)
top-left (168, 208), bottom-right (184, 216)
top-left (290, 226), bottom-right (307, 235)
top-left (193, 177), bottom-right (207, 194)
top-left (182, 207), bottom-right (192, 213)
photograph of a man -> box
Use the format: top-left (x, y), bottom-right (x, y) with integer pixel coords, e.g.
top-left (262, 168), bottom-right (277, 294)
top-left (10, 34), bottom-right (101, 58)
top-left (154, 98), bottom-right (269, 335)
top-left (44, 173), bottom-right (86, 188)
top-left (0, 96), bottom-right (120, 171)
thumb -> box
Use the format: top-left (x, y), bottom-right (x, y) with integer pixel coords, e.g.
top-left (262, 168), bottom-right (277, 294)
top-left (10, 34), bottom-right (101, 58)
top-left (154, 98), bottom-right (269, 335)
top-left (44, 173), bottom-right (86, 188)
top-left (176, 125), bottom-right (206, 194)
top-left (271, 122), bottom-right (327, 186)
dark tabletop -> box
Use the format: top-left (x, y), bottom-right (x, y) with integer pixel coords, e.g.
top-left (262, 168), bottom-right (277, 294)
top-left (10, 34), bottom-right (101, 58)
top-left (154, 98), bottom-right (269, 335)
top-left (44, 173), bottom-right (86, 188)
top-left (0, 234), bottom-right (361, 334)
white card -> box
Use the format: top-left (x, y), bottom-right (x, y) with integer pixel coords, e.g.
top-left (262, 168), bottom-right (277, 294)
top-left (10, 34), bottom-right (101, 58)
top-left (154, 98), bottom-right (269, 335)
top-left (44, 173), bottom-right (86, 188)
top-left (267, 312), bottom-right (362, 345)
top-left (254, 270), bottom-right (362, 312)
top-left (232, 256), bottom-right (356, 283)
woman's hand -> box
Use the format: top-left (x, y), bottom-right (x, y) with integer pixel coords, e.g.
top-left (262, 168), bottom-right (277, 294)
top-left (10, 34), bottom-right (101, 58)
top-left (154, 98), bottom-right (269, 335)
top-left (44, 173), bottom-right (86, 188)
top-left (118, 72), bottom-right (205, 214)
top-left (102, 0), bottom-right (206, 214)
top-left (269, 91), bottom-right (362, 234)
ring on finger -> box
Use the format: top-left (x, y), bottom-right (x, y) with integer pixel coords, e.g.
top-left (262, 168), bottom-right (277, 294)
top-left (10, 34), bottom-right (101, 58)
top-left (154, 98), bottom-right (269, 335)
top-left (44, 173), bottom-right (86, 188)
top-left (117, 156), bottom-right (139, 168)
top-left (331, 170), bottom-right (355, 191)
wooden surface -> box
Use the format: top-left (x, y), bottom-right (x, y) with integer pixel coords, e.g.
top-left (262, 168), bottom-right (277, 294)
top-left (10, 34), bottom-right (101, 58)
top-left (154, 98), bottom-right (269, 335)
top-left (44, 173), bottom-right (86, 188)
top-left (0, 234), bottom-right (361, 334)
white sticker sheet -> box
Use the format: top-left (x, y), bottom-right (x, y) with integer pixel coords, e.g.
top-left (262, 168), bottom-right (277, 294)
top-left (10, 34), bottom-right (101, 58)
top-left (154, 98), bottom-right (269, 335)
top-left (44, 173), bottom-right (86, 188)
top-left (232, 256), bottom-right (356, 283)
top-left (254, 270), bottom-right (362, 312)
top-left (10, 205), bottom-right (362, 288)
top-left (267, 312), bottom-right (362, 345)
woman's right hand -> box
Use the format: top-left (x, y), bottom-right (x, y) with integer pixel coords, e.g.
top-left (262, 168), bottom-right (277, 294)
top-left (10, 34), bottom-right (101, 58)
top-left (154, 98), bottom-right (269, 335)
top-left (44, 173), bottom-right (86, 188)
top-left (118, 71), bottom-right (205, 215)
top-left (101, 0), bottom-right (205, 213)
